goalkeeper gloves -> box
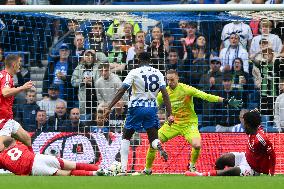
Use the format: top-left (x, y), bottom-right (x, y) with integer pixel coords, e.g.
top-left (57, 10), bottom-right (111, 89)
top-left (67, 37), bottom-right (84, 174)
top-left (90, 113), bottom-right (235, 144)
top-left (223, 96), bottom-right (243, 109)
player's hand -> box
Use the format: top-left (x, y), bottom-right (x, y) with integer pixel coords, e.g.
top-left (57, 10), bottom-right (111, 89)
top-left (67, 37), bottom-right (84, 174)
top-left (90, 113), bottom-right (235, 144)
top-left (228, 96), bottom-right (243, 109)
top-left (22, 80), bottom-right (34, 90)
top-left (167, 115), bottom-right (174, 126)
top-left (103, 108), bottom-right (111, 121)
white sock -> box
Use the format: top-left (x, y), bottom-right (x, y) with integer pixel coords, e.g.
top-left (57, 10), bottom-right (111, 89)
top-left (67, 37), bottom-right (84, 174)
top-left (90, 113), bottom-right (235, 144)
top-left (120, 139), bottom-right (130, 172)
top-left (151, 139), bottom-right (161, 150)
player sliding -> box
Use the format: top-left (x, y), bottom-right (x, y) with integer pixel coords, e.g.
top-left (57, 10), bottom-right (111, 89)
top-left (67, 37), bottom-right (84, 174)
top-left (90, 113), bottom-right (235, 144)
top-left (0, 54), bottom-right (34, 152)
top-left (142, 70), bottom-right (243, 175)
top-left (0, 138), bottom-right (103, 176)
top-left (104, 52), bottom-right (174, 176)
top-left (185, 110), bottom-right (276, 176)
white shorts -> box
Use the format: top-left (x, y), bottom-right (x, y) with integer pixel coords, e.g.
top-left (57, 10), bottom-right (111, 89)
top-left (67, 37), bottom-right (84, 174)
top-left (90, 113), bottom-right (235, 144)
top-left (0, 119), bottom-right (21, 136)
top-left (232, 152), bottom-right (258, 176)
top-left (32, 154), bottom-right (61, 176)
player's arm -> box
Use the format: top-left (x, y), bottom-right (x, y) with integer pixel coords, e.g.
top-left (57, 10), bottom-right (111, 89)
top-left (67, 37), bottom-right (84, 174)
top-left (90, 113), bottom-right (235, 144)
top-left (185, 85), bottom-right (242, 109)
top-left (266, 140), bottom-right (276, 176)
top-left (1, 80), bottom-right (33, 98)
top-left (160, 88), bottom-right (174, 124)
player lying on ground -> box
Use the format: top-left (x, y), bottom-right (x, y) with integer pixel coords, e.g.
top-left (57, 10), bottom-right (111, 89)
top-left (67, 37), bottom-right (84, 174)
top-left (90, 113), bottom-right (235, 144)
top-left (104, 52), bottom-right (174, 175)
top-left (185, 110), bottom-right (276, 176)
top-left (0, 138), bottom-right (102, 176)
top-left (142, 69), bottom-right (243, 175)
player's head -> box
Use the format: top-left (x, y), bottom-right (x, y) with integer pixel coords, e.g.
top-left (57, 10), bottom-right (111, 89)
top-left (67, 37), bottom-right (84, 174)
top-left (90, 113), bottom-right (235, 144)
top-left (243, 109), bottom-right (261, 134)
top-left (138, 52), bottom-right (151, 65)
top-left (4, 54), bottom-right (21, 74)
top-left (166, 69), bottom-right (179, 90)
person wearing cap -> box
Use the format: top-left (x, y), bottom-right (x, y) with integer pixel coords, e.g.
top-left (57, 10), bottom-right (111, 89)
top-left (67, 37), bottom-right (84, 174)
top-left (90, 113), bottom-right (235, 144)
top-left (37, 83), bottom-right (67, 118)
top-left (43, 43), bottom-right (76, 108)
top-left (213, 73), bottom-right (247, 132)
top-left (250, 19), bottom-right (282, 59)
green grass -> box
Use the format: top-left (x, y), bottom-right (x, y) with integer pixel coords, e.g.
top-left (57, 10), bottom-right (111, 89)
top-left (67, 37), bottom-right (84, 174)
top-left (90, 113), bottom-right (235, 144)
top-left (1, 174), bottom-right (284, 189)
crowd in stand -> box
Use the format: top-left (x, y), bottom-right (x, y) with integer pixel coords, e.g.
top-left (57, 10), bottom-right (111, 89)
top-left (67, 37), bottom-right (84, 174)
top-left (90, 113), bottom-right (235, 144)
top-left (0, 5), bottom-right (284, 133)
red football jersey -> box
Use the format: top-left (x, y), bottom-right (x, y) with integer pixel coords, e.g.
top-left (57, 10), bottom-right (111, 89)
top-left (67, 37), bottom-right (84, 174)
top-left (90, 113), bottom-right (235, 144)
top-left (0, 144), bottom-right (35, 175)
top-left (0, 70), bottom-right (14, 125)
top-left (245, 127), bottom-right (276, 175)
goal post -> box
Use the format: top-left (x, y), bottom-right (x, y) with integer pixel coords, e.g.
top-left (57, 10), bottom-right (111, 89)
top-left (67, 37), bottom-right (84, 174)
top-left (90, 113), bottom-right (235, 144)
top-left (0, 5), bottom-right (283, 174)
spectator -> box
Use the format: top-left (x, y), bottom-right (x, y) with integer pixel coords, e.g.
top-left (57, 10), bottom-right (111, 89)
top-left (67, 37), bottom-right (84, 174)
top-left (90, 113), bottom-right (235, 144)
top-left (220, 33), bottom-right (249, 73)
top-left (253, 47), bottom-right (283, 122)
top-left (232, 109), bottom-right (250, 132)
top-left (71, 49), bottom-right (101, 116)
top-left (126, 31), bottom-right (147, 65)
top-left (71, 33), bottom-right (86, 65)
top-left (227, 0), bottom-right (252, 3)
top-left (108, 100), bottom-right (127, 133)
top-left (43, 43), bottom-right (77, 108)
top-left (64, 108), bottom-right (86, 133)
top-left (87, 21), bottom-right (109, 54)
top-left (220, 21), bottom-right (253, 50)
top-left (14, 89), bottom-right (40, 131)
top-left (198, 56), bottom-right (223, 127)
top-left (108, 37), bottom-right (127, 76)
top-left (95, 63), bottom-right (124, 105)
top-left (89, 109), bottom-right (109, 133)
top-left (214, 73), bottom-right (247, 131)
top-left (126, 42), bottom-right (145, 72)
top-left (37, 84), bottom-right (67, 118)
top-left (185, 34), bottom-right (210, 87)
top-left (231, 57), bottom-right (255, 92)
top-left (0, 47), bottom-right (4, 70)
top-left (250, 19), bottom-right (282, 59)
top-left (34, 110), bottom-right (50, 133)
top-left (274, 78), bottom-right (284, 132)
top-left (106, 18), bottom-right (140, 39)
top-left (180, 22), bottom-right (198, 60)
top-left (120, 22), bottom-right (135, 52)
top-left (47, 101), bottom-right (69, 132)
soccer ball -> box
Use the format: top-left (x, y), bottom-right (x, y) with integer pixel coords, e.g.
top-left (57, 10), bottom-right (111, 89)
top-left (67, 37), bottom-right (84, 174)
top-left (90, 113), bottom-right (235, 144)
top-left (109, 161), bottom-right (122, 176)
top-left (44, 146), bottom-right (61, 157)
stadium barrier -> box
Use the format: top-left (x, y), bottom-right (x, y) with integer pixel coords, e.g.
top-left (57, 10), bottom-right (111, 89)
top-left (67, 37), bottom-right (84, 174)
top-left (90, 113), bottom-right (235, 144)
top-left (24, 132), bottom-right (284, 174)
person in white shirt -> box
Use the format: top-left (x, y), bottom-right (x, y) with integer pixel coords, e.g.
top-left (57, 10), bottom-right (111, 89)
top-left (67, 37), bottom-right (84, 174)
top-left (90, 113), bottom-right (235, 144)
top-left (227, 0), bottom-right (252, 3)
top-left (250, 19), bottom-right (282, 59)
top-left (220, 33), bottom-right (249, 73)
top-left (220, 21), bottom-right (253, 50)
top-left (274, 79), bottom-right (284, 132)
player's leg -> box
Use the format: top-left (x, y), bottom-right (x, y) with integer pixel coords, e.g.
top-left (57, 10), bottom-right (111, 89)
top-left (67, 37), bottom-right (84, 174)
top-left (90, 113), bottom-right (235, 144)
top-left (60, 158), bottom-right (99, 171)
top-left (183, 125), bottom-right (201, 172)
top-left (144, 123), bottom-right (179, 174)
top-left (120, 127), bottom-right (135, 174)
top-left (0, 119), bottom-right (31, 151)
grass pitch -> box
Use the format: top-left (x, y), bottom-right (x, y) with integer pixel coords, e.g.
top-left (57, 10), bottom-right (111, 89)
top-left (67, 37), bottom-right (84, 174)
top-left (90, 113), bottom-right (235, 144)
top-left (1, 174), bottom-right (284, 189)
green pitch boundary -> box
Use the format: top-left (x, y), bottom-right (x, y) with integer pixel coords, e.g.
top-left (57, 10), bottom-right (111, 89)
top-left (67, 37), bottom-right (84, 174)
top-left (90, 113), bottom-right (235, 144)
top-left (1, 174), bottom-right (284, 189)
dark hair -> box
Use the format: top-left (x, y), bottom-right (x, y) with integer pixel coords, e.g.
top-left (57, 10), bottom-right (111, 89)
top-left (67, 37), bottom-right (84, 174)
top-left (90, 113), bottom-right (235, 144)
top-left (232, 57), bottom-right (244, 72)
top-left (138, 52), bottom-right (151, 63)
top-left (98, 63), bottom-right (110, 70)
top-left (169, 48), bottom-right (178, 54)
top-left (243, 111), bottom-right (261, 129)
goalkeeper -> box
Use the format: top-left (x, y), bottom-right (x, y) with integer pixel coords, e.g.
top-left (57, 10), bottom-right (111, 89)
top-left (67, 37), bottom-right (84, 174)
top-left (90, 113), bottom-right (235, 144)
top-left (142, 69), bottom-right (242, 174)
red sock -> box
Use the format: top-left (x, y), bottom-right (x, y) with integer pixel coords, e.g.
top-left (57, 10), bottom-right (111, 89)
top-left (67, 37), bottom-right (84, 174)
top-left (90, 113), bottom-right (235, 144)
top-left (76, 163), bottom-right (98, 171)
top-left (70, 170), bottom-right (95, 176)
top-left (28, 146), bottom-right (34, 153)
top-left (202, 170), bottom-right (217, 176)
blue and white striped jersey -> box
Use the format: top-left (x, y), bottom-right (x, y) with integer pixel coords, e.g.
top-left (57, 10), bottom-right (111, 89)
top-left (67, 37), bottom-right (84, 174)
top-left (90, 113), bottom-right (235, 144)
top-left (122, 66), bottom-right (166, 108)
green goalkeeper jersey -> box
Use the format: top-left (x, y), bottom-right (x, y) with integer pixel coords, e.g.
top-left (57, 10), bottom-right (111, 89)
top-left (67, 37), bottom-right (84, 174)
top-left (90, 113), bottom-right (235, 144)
top-left (157, 83), bottom-right (220, 126)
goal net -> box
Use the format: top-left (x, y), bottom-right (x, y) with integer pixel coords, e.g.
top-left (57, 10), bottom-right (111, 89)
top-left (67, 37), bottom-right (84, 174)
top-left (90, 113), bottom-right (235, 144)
top-left (0, 5), bottom-right (283, 174)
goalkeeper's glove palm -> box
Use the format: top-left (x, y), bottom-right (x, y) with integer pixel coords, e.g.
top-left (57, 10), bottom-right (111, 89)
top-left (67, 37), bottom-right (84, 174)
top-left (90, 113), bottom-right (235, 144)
top-left (224, 96), bottom-right (243, 109)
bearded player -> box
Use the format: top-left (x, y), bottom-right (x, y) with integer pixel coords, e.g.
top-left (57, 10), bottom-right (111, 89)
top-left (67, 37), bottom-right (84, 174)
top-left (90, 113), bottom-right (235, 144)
top-left (185, 110), bottom-right (276, 176)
